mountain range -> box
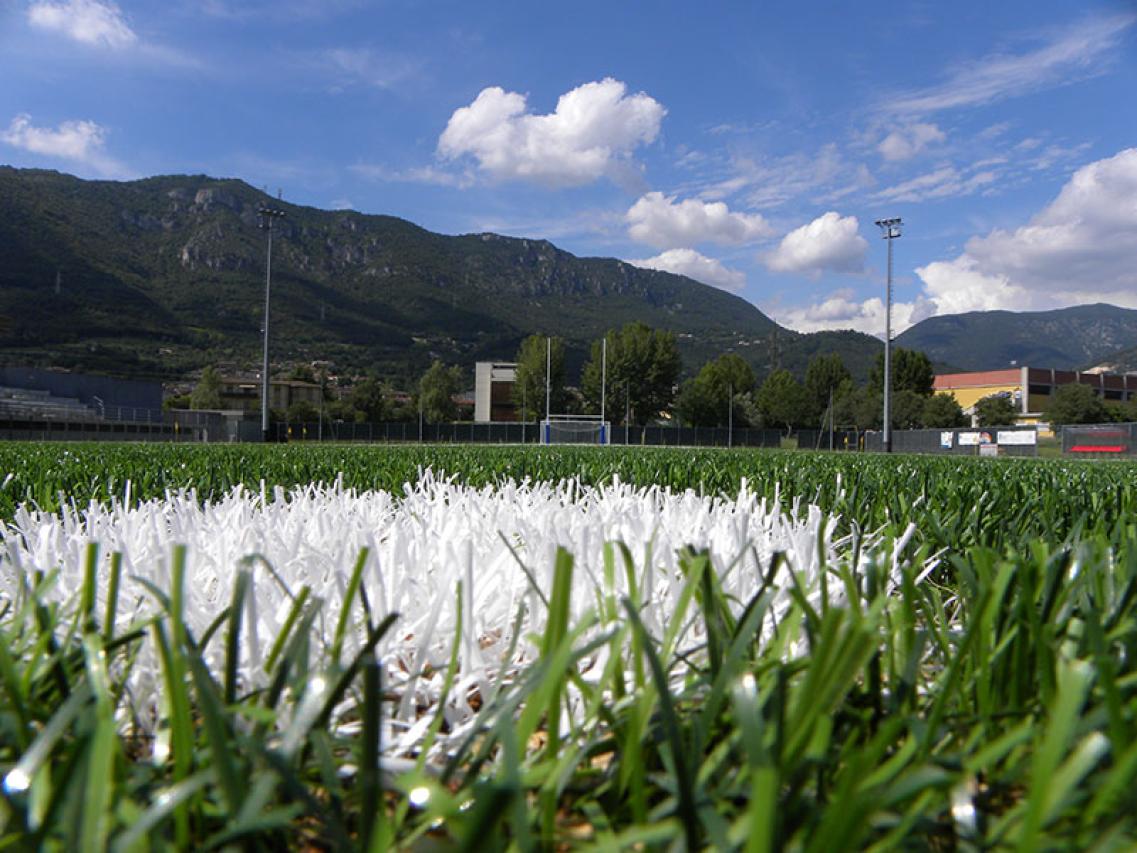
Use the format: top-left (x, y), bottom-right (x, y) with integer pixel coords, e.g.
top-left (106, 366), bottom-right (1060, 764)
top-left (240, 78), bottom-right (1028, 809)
top-left (0, 166), bottom-right (881, 385)
top-left (895, 304), bottom-right (1137, 373)
top-left (1, 166), bottom-right (1134, 388)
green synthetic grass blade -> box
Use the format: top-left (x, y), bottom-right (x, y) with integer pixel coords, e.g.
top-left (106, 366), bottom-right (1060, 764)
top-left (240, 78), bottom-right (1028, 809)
top-left (360, 660), bottom-right (382, 852)
top-left (331, 547), bottom-right (370, 667)
top-left (224, 569), bottom-right (250, 705)
top-left (622, 597), bottom-right (699, 851)
top-left (110, 771), bottom-right (212, 853)
top-left (78, 543), bottom-right (99, 634)
top-left (185, 651), bottom-right (244, 815)
top-left (102, 552), bottom-right (122, 645)
top-left (79, 633), bottom-right (116, 853)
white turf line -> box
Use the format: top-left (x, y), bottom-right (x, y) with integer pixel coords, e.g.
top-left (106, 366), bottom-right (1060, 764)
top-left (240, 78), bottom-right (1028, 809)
top-left (0, 471), bottom-right (918, 764)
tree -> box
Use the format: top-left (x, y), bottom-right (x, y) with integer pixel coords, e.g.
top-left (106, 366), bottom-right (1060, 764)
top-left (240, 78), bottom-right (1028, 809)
top-left (975, 394), bottom-right (1018, 427)
top-left (286, 399), bottom-right (321, 423)
top-left (347, 376), bottom-right (394, 422)
top-left (513, 335), bottom-right (565, 421)
top-left (892, 389), bottom-right (928, 430)
top-left (675, 354), bottom-right (756, 427)
top-left (190, 366), bottom-right (223, 410)
top-left (581, 322), bottom-right (682, 423)
top-left (869, 348), bottom-right (935, 396)
top-left (804, 354), bottom-right (852, 424)
top-left (756, 369), bottom-right (809, 435)
top-left (922, 393), bottom-right (968, 428)
top-left (1046, 383), bottom-right (1109, 426)
top-left (418, 360), bottom-right (463, 423)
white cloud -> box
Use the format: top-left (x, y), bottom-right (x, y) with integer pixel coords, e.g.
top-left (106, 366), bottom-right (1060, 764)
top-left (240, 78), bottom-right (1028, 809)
top-left (883, 14), bottom-right (1135, 116)
top-left (27, 0), bottom-right (136, 49)
top-left (763, 212), bottom-right (869, 276)
top-left (625, 249), bottom-right (746, 293)
top-left (1, 113), bottom-right (125, 176)
top-left (781, 148), bottom-right (1137, 335)
top-left (774, 290), bottom-right (934, 336)
top-left (319, 47), bottom-right (420, 91)
top-left (437, 78), bottom-right (665, 188)
top-left (878, 123), bottom-right (945, 161)
top-left (351, 162), bottom-right (474, 189)
top-left (916, 147), bottom-right (1137, 312)
top-left (874, 164), bottom-right (998, 203)
top-left (625, 192), bottom-right (773, 249)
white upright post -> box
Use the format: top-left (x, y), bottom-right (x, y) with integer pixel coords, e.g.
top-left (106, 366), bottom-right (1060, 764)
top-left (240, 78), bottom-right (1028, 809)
top-left (545, 337), bottom-right (551, 422)
top-left (728, 382), bottom-right (733, 448)
top-left (600, 337), bottom-right (607, 426)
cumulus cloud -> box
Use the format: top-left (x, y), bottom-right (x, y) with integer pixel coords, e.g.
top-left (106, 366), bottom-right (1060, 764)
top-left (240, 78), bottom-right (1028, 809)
top-left (27, 0), bottom-right (136, 49)
top-left (878, 123), bottom-right (945, 161)
top-left (1, 114), bottom-right (125, 175)
top-left (774, 290), bottom-right (935, 336)
top-left (763, 212), bottom-right (869, 276)
top-left (625, 249), bottom-right (746, 293)
top-left (779, 149), bottom-right (1137, 336)
top-left (625, 192), bottom-right (773, 248)
top-left (437, 78), bottom-right (665, 187)
top-left (916, 147), bottom-right (1137, 311)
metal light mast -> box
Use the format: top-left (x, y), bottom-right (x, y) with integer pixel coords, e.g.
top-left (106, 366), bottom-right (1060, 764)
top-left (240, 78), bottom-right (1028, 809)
top-left (874, 217), bottom-right (902, 454)
top-left (258, 204), bottom-right (286, 443)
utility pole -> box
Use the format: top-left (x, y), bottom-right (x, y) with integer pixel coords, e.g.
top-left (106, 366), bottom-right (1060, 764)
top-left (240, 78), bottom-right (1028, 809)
top-left (727, 382), bottom-right (733, 448)
top-left (625, 380), bottom-right (630, 446)
top-left (874, 217), bottom-right (902, 453)
top-left (600, 337), bottom-right (607, 427)
top-left (258, 204), bottom-right (286, 443)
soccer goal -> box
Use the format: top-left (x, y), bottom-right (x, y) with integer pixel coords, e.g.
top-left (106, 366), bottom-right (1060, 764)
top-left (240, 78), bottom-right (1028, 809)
top-left (542, 414), bottom-right (611, 445)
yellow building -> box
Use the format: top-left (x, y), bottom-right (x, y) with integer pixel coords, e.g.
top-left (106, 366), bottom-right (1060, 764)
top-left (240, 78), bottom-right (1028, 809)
top-left (934, 366), bottom-right (1137, 424)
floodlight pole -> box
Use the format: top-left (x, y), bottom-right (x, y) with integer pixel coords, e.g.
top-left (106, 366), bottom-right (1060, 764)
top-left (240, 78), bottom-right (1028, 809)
top-left (258, 205), bottom-right (286, 443)
top-left (874, 217), bottom-right (902, 453)
top-left (625, 379), bottom-right (630, 446)
top-left (728, 382), bottom-right (733, 448)
top-left (545, 337), bottom-right (551, 421)
top-left (600, 337), bottom-right (607, 425)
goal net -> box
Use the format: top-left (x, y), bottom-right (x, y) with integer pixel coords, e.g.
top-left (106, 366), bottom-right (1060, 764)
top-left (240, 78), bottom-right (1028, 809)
top-left (542, 415), bottom-right (610, 445)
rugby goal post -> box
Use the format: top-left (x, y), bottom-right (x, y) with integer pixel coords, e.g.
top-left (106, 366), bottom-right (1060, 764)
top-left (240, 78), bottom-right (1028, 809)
top-left (542, 413), bottom-right (611, 445)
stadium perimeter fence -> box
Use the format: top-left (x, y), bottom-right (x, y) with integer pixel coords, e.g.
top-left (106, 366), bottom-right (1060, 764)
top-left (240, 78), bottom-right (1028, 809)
top-left (863, 426), bottom-right (1040, 457)
top-left (273, 420), bottom-right (862, 449)
top-left (1060, 423), bottom-right (1137, 458)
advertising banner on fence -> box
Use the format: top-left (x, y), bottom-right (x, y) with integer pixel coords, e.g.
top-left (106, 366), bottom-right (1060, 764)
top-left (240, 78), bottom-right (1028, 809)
top-left (958, 432), bottom-right (993, 446)
top-left (997, 430), bottom-right (1037, 446)
top-left (941, 432), bottom-right (954, 449)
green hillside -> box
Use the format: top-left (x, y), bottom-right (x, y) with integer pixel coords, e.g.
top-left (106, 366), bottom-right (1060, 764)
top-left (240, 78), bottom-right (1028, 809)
top-left (895, 304), bottom-right (1137, 372)
top-left (0, 166), bottom-right (882, 385)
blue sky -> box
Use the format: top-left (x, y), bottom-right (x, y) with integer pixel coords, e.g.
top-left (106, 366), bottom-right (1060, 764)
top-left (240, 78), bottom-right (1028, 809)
top-left (2, 0), bottom-right (1135, 336)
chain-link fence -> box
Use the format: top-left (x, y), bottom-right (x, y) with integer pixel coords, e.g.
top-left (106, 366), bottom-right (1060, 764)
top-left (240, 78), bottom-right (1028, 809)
top-left (1060, 423), bottom-right (1137, 457)
top-left (272, 420), bottom-right (862, 449)
top-left (0, 417), bottom-right (176, 442)
top-left (863, 426), bottom-right (1040, 457)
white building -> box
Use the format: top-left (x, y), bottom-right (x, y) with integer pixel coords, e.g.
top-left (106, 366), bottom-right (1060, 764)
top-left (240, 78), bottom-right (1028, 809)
top-left (474, 361), bottom-right (518, 422)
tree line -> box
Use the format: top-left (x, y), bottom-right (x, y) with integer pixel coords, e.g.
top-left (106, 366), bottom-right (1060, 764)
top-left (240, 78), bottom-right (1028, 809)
top-left (183, 320), bottom-right (1137, 429)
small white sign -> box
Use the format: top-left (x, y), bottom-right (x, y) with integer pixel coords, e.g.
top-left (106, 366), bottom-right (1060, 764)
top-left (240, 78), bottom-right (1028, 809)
top-left (940, 432), bottom-right (954, 448)
top-left (958, 432), bottom-right (980, 446)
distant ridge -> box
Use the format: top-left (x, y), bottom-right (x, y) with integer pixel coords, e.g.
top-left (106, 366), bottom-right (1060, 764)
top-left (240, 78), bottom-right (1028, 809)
top-left (0, 166), bottom-right (882, 383)
top-left (895, 304), bottom-right (1137, 372)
